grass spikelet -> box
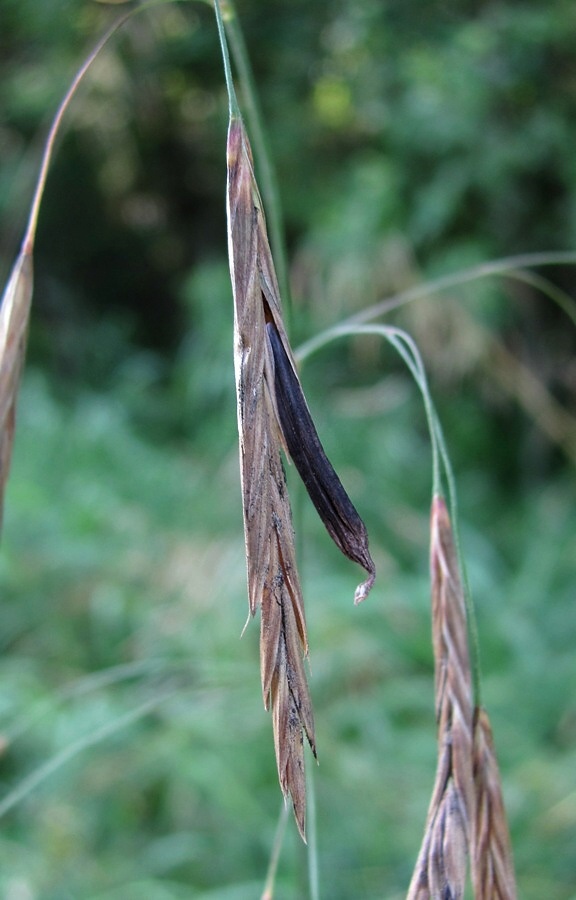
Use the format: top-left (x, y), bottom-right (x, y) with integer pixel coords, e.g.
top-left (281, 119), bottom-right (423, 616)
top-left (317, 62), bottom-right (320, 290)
top-left (472, 707), bottom-right (517, 900)
top-left (217, 0), bottom-right (375, 838)
top-left (226, 111), bottom-right (315, 839)
top-left (225, 97), bottom-right (378, 842)
top-left (407, 495), bottom-right (474, 899)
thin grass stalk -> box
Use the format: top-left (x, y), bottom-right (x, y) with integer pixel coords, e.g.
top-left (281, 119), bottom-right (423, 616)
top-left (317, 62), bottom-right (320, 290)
top-left (296, 252), bottom-right (576, 358)
top-left (297, 322), bottom-right (485, 705)
top-left (306, 760), bottom-right (320, 900)
top-left (0, 17), bottom-right (128, 524)
top-left (296, 323), bottom-right (440, 494)
top-left (261, 800), bottom-right (290, 900)
top-left (296, 254), bottom-right (576, 468)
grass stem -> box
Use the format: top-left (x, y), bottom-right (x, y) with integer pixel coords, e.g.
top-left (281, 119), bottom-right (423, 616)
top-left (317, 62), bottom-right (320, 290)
top-left (297, 322), bottom-right (483, 704)
top-left (261, 800), bottom-right (289, 900)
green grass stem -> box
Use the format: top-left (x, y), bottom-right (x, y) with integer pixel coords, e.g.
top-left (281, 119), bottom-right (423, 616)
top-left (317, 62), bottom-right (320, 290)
top-left (297, 322), bottom-right (483, 703)
top-left (296, 251), bottom-right (576, 365)
top-left (260, 800), bottom-right (289, 899)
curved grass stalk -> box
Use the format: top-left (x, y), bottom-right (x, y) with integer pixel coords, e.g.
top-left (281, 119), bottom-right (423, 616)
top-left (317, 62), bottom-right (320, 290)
top-left (19, 12), bottom-right (133, 256)
top-left (20, 0), bottom-right (190, 257)
top-left (296, 251), bottom-right (576, 365)
top-left (297, 322), bottom-right (483, 704)
top-left (503, 267), bottom-right (576, 323)
top-left (355, 250), bottom-right (576, 326)
top-left (296, 322), bottom-right (442, 495)
top-left (296, 255), bottom-right (576, 468)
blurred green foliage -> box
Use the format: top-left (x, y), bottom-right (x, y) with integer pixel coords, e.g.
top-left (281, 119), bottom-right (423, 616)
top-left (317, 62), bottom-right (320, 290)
top-left (1, 0), bottom-right (576, 897)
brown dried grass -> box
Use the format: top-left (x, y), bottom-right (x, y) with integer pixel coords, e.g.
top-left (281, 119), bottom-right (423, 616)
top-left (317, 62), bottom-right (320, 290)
top-left (408, 496), bottom-right (517, 899)
top-left (225, 112), bottom-right (375, 839)
top-left (226, 114), bottom-right (315, 838)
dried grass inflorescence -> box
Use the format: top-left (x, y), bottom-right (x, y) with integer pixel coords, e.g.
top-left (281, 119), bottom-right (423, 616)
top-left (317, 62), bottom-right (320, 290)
top-left (408, 494), bottom-right (474, 899)
top-left (225, 113), bottom-right (375, 838)
top-left (408, 495), bottom-right (516, 898)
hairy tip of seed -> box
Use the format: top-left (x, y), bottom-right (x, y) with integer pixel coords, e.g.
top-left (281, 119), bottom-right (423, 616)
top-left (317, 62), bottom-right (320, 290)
top-left (354, 569), bottom-right (376, 605)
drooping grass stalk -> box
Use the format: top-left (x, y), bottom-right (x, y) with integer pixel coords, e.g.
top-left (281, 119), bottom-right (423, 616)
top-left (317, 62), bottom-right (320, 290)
top-left (297, 324), bottom-right (441, 492)
top-left (297, 323), bottom-right (483, 704)
top-left (385, 333), bottom-right (483, 704)
top-left (297, 319), bottom-right (518, 891)
top-left (261, 800), bottom-right (290, 900)
top-left (19, 14), bottom-right (131, 256)
top-left (20, 0), bottom-right (187, 257)
top-left (502, 267), bottom-right (576, 323)
top-left (296, 252), bottom-right (576, 363)
top-left (296, 254), bottom-right (576, 469)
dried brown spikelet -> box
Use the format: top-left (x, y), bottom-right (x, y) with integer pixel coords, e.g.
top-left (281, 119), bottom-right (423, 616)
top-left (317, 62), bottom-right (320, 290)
top-left (472, 707), bottom-right (517, 900)
top-left (225, 113), bottom-right (375, 837)
top-left (227, 115), bottom-right (313, 838)
top-left (407, 495), bottom-right (474, 899)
